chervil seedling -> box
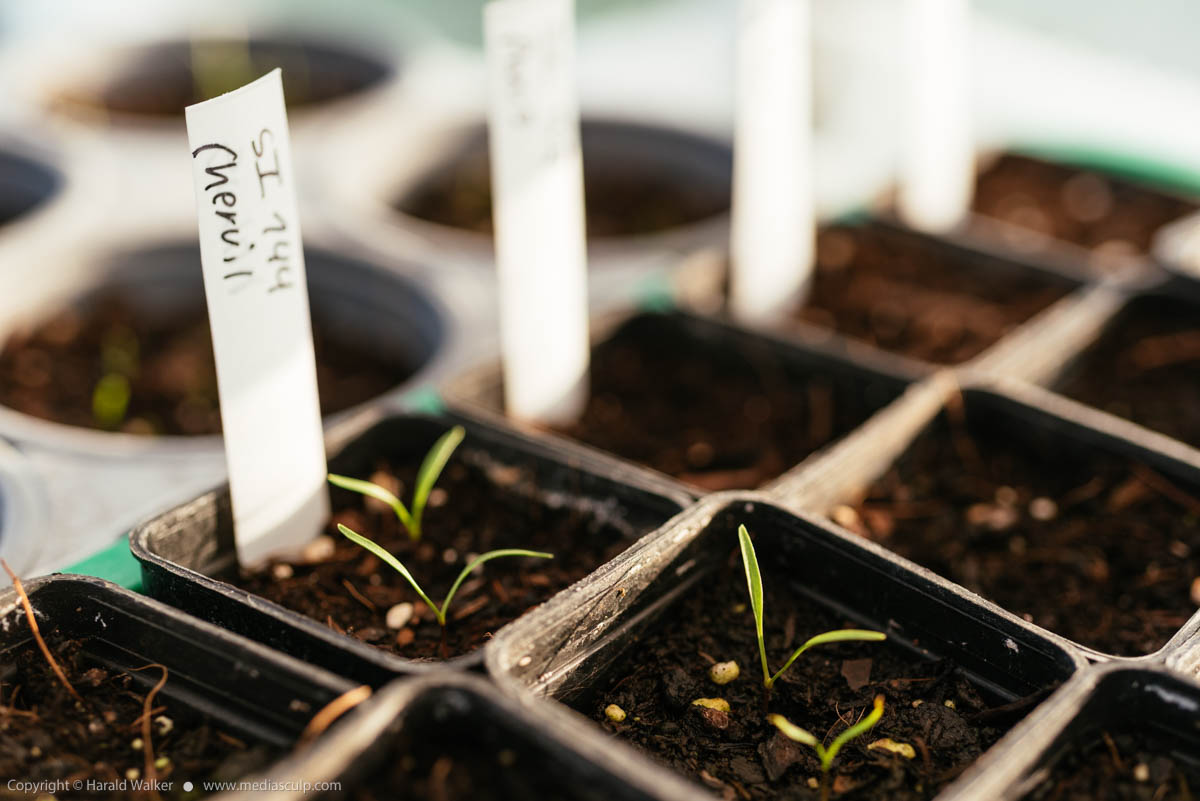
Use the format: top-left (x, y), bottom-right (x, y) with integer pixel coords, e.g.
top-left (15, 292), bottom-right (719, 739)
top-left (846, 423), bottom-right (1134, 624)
top-left (328, 425), bottom-right (465, 542)
top-left (738, 524), bottom-right (886, 691)
top-left (336, 523), bottom-right (551, 628)
top-left (769, 695), bottom-right (885, 801)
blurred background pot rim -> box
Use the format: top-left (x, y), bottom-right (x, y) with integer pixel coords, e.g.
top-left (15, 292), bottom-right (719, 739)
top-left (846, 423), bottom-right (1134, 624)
top-left (0, 239), bottom-right (449, 457)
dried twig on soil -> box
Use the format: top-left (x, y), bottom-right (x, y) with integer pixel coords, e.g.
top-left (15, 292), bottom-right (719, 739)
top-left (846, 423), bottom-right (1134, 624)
top-left (129, 663), bottom-right (168, 795)
top-left (1, 560), bottom-right (81, 703)
top-left (298, 685), bottom-right (372, 745)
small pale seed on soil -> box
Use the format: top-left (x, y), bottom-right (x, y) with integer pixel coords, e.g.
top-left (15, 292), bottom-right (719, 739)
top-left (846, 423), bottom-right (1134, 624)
top-left (709, 661), bottom-right (739, 685)
top-left (868, 738), bottom-right (917, 759)
top-left (300, 536), bottom-right (336, 564)
top-left (1029, 497), bottom-right (1058, 521)
top-left (386, 602), bottom-right (414, 630)
top-left (692, 697), bottom-right (730, 712)
top-left (605, 704), bottom-right (626, 722)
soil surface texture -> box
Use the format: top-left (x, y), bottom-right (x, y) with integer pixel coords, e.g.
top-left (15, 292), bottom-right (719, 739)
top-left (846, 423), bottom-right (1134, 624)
top-left (1023, 729), bottom-right (1200, 801)
top-left (397, 138), bottom-right (728, 239)
top-left (1055, 294), bottom-right (1200, 450)
top-left (583, 547), bottom-right (1025, 800)
top-left (972, 154), bottom-right (1198, 258)
top-left (550, 315), bottom-right (903, 491)
top-left (794, 223), bottom-right (1073, 365)
top-left (236, 449), bottom-right (637, 660)
top-left (834, 400), bottom-right (1200, 656)
top-left (0, 297), bottom-right (416, 436)
top-left (0, 630), bottom-right (275, 800)
top-left (61, 38), bottom-right (386, 118)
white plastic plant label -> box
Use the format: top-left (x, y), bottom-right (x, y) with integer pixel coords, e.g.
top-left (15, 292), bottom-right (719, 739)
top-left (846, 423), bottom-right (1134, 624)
top-left (185, 69), bottom-right (329, 565)
top-left (897, 0), bottom-right (974, 233)
top-left (730, 0), bottom-right (815, 322)
top-left (485, 0), bottom-right (590, 425)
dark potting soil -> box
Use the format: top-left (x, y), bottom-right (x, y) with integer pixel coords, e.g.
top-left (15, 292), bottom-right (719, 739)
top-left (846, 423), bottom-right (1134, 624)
top-left (582, 546), bottom-right (1021, 800)
top-left (0, 297), bottom-right (415, 436)
top-left (792, 224), bottom-right (1072, 365)
top-left (834, 402), bottom-right (1200, 657)
top-left (550, 316), bottom-right (902, 491)
top-left (0, 630), bottom-right (275, 800)
top-left (972, 154), bottom-right (1198, 256)
top-left (1055, 294), bottom-right (1200, 450)
top-left (235, 450), bottom-right (633, 661)
top-left (396, 144), bottom-right (729, 239)
top-left (60, 39), bottom-right (387, 118)
top-left (1022, 729), bottom-right (1200, 801)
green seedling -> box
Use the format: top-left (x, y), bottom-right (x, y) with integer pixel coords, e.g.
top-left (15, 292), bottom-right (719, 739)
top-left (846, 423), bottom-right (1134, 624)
top-left (328, 425), bottom-right (465, 542)
top-left (336, 523), bottom-right (551, 627)
top-left (91, 324), bottom-right (140, 429)
top-left (738, 524), bottom-right (886, 690)
top-left (769, 695), bottom-right (885, 801)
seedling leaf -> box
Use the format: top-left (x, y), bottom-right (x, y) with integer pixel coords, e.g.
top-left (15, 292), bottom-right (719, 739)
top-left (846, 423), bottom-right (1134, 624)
top-left (739, 524), bottom-right (886, 689)
top-left (336, 524), bottom-right (552, 627)
top-left (411, 425), bottom-right (466, 539)
top-left (337, 524), bottom-right (435, 611)
top-left (327, 424), bottom-right (466, 542)
top-left (738, 524), bottom-right (770, 687)
top-left (770, 629), bottom-right (888, 688)
top-left (440, 548), bottom-right (553, 623)
top-left (328, 474), bottom-right (414, 533)
top-left (766, 714), bottom-right (819, 748)
top-left (823, 695), bottom-right (885, 770)
top-left (769, 695), bottom-right (885, 773)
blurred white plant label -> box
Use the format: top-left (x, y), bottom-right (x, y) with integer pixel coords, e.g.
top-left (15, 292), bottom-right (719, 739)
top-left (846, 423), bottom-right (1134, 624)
top-left (730, 0), bottom-right (814, 321)
top-left (485, 0), bottom-right (590, 425)
top-left (185, 69), bottom-right (328, 565)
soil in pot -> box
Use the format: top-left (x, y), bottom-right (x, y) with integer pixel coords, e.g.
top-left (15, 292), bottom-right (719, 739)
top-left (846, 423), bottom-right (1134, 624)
top-left (581, 544), bottom-right (1027, 800)
top-left (791, 224), bottom-right (1073, 365)
top-left (58, 38), bottom-right (389, 119)
top-left (1054, 294), bottom-right (1200, 450)
top-left (545, 315), bottom-right (902, 491)
top-left (395, 126), bottom-right (730, 239)
top-left (832, 401), bottom-right (1200, 657)
top-left (0, 296), bottom-right (417, 436)
top-left (233, 446), bottom-right (634, 661)
top-left (972, 154), bottom-right (1198, 257)
top-left (0, 628), bottom-right (277, 799)
top-left (1022, 729), bottom-right (1200, 801)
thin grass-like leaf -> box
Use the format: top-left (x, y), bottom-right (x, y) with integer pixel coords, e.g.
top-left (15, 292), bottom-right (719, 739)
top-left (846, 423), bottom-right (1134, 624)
top-left (411, 426), bottom-right (465, 540)
top-left (738, 524), bottom-right (770, 687)
top-left (336, 524), bottom-right (435, 612)
top-left (822, 695), bottom-right (885, 771)
top-left (329, 474), bottom-right (414, 534)
top-left (767, 714), bottom-right (819, 748)
top-left (768, 696), bottom-right (885, 774)
top-left (439, 549), bottom-right (553, 625)
top-left (769, 629), bottom-right (888, 687)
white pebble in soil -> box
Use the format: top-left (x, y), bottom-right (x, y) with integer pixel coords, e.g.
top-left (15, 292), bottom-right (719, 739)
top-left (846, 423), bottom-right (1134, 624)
top-left (386, 602), bottom-right (414, 630)
top-left (301, 536), bottom-right (336, 563)
top-left (1029, 497), bottom-right (1057, 521)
